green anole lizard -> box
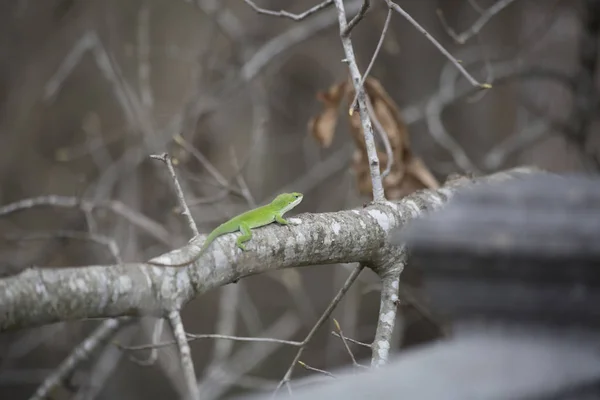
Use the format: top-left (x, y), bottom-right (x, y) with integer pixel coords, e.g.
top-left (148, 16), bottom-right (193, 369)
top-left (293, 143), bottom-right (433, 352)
top-left (147, 192), bottom-right (303, 267)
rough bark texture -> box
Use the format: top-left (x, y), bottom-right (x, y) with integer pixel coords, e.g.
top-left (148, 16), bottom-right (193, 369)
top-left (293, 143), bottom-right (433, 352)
top-left (0, 167), bottom-right (538, 332)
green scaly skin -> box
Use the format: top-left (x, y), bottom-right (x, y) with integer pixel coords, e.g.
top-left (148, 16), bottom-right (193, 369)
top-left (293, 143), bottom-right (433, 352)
top-left (148, 192), bottom-right (303, 267)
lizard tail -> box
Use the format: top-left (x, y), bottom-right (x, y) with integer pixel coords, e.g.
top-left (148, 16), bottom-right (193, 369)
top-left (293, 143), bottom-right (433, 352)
top-left (147, 231), bottom-right (217, 267)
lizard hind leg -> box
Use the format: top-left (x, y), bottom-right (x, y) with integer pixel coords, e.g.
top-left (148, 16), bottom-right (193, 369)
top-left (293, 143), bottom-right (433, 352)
top-left (236, 222), bottom-right (252, 251)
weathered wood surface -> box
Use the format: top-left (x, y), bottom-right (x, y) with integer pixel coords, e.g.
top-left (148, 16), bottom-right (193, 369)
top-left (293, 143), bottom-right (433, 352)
top-left (393, 173), bottom-right (600, 326)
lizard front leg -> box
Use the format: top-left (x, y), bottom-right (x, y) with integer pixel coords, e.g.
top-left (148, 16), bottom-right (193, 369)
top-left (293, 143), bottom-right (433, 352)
top-left (274, 214), bottom-right (289, 225)
top-left (236, 222), bottom-right (252, 251)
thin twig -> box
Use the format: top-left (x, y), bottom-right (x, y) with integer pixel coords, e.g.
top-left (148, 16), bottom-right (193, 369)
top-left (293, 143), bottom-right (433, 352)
top-left (127, 318), bottom-right (165, 366)
top-left (385, 0), bottom-right (491, 89)
top-left (117, 333), bottom-right (302, 351)
top-left (273, 264), bottom-right (364, 396)
top-left (483, 119), bottom-right (551, 170)
top-left (1, 326), bottom-right (64, 370)
top-left (173, 134), bottom-right (234, 191)
top-left (343, 0), bottom-right (370, 36)
top-left (167, 311), bottom-right (200, 400)
top-left (437, 0), bottom-right (518, 44)
top-left (297, 361), bottom-right (336, 378)
top-left (349, 4), bottom-right (392, 112)
top-left (240, 0), bottom-right (364, 82)
top-left (424, 54), bottom-right (484, 173)
top-left (150, 153), bottom-right (199, 236)
top-left (29, 318), bottom-right (128, 400)
top-left (236, 285), bottom-right (264, 336)
top-left (334, 0), bottom-right (385, 202)
top-left (243, 0), bottom-right (333, 21)
top-left (366, 97), bottom-right (394, 178)
top-left (267, 142), bottom-right (353, 202)
top-left (230, 147), bottom-right (257, 208)
top-left (12, 231), bottom-right (122, 263)
top-left (202, 286), bottom-right (241, 386)
top-left (197, 312), bottom-right (301, 400)
top-left (73, 326), bottom-right (137, 400)
top-left (333, 319), bottom-right (368, 368)
top-left (330, 331), bottom-right (372, 348)
top-left (398, 284), bottom-right (445, 330)
top-left (198, 151), bottom-right (253, 372)
top-left (78, 113), bottom-right (114, 170)
top-left (0, 195), bottom-right (172, 246)
top-left (184, 190), bottom-right (232, 209)
top-left (137, 4), bottom-right (153, 107)
top-left (467, 0), bottom-right (485, 14)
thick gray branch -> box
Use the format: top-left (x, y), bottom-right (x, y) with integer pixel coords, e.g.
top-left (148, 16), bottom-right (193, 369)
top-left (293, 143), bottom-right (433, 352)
top-left (0, 168), bottom-right (538, 332)
top-left (371, 258), bottom-right (404, 367)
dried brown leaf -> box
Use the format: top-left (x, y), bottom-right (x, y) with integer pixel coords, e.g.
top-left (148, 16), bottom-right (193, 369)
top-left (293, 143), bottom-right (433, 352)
top-left (309, 77), bottom-right (439, 200)
top-left (308, 82), bottom-right (348, 148)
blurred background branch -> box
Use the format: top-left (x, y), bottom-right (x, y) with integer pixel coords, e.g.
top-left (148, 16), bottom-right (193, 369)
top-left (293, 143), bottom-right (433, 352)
top-left (0, 0), bottom-right (598, 399)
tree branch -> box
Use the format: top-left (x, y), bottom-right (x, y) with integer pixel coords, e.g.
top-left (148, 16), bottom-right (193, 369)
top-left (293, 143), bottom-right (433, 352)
top-left (385, 0), bottom-right (491, 89)
top-left (29, 318), bottom-right (128, 400)
top-left (168, 311), bottom-right (200, 400)
top-left (371, 255), bottom-right (405, 368)
top-left (334, 0), bottom-right (385, 202)
top-left (274, 264), bottom-right (364, 395)
top-left (437, 0), bottom-right (518, 44)
top-left (242, 0), bottom-right (333, 21)
top-left (0, 167), bottom-right (539, 333)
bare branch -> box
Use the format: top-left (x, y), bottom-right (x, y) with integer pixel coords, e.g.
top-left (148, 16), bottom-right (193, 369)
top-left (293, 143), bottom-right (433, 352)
top-left (29, 318), bottom-right (128, 400)
top-left (334, 0), bottom-right (385, 201)
top-left (437, 0), bottom-right (518, 44)
top-left (137, 4), bottom-right (153, 108)
top-left (343, 0), bottom-right (370, 36)
top-left (44, 31), bottom-right (141, 130)
top-left (297, 361), bottom-right (336, 378)
top-left (467, 0), bottom-right (486, 14)
top-left (173, 134), bottom-right (234, 191)
top-left (331, 331), bottom-right (372, 348)
top-left (150, 153), bottom-right (199, 236)
top-left (118, 332), bottom-right (302, 352)
top-left (14, 231), bottom-right (122, 263)
top-left (72, 326), bottom-right (137, 400)
top-left (483, 119), bottom-right (551, 171)
top-left (0, 195), bottom-right (172, 246)
top-left (349, 5), bottom-right (392, 112)
top-left (366, 97), bottom-right (394, 178)
top-left (242, 0), bottom-right (333, 21)
top-left (333, 319), bottom-right (368, 368)
top-left (167, 311), bottom-right (200, 400)
top-left (397, 284), bottom-right (448, 335)
top-left (385, 0), bottom-right (491, 89)
top-left (195, 0), bottom-right (245, 43)
top-left (240, 0), bottom-right (365, 82)
top-left (274, 264), bottom-right (365, 395)
top-left (196, 311), bottom-right (301, 400)
top-left (0, 168), bottom-right (540, 332)
top-left (1, 325), bottom-right (64, 370)
top-left (230, 147), bottom-right (257, 208)
top-left (127, 318), bottom-right (165, 366)
top-left (371, 256), bottom-right (405, 367)
top-left (425, 85), bottom-right (480, 173)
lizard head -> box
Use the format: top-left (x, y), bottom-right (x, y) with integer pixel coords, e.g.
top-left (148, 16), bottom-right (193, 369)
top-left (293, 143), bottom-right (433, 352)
top-left (271, 192), bottom-right (303, 214)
